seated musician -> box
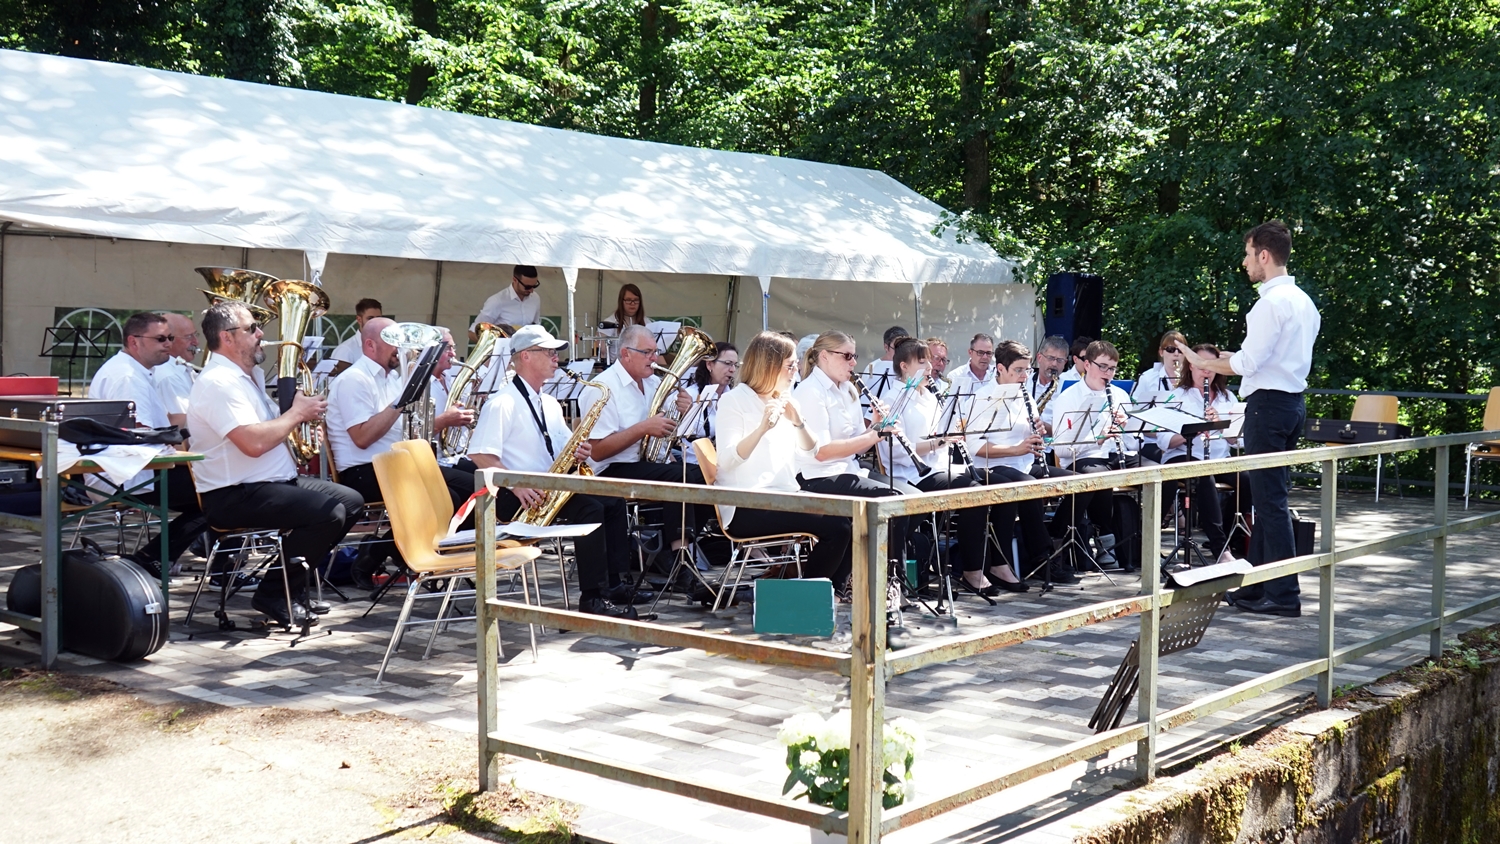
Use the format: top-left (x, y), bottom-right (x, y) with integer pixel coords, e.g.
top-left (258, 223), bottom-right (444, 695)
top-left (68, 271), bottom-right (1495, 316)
top-left (877, 338), bottom-right (1011, 595)
top-left (1131, 330), bottom-right (1189, 463)
top-left (1048, 339), bottom-right (1136, 566)
top-left (861, 325), bottom-right (908, 406)
top-left (682, 342), bottom-right (737, 466)
top-left (424, 327), bottom-right (478, 469)
top-left (328, 298), bottom-right (384, 377)
top-left (88, 311), bottom-right (207, 579)
top-left (1156, 343), bottom-right (1248, 564)
top-left (187, 302), bottom-right (365, 628)
top-left (924, 338), bottom-right (951, 395)
top-left (793, 331), bottom-right (916, 580)
top-left (713, 332), bottom-right (850, 581)
top-left (1056, 335), bottom-right (1094, 392)
top-left (466, 325), bottom-right (637, 619)
top-left (946, 333), bottom-right (996, 421)
top-left (153, 312), bottom-right (200, 429)
top-left (966, 340), bottom-right (1081, 586)
top-left (326, 318), bottom-right (475, 587)
top-left (608, 283), bottom-right (649, 333)
top-left (576, 324), bottom-right (710, 562)
top-left (1025, 334), bottom-right (1069, 436)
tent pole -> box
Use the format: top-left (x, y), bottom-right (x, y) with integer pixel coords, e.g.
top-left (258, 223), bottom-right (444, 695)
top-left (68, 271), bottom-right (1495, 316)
top-left (0, 222), bottom-right (9, 375)
top-left (913, 282), bottom-right (924, 340)
top-left (724, 276), bottom-right (738, 345)
top-left (757, 275), bottom-right (771, 332)
top-left (563, 267), bottom-right (579, 362)
top-left (430, 260), bottom-right (443, 325)
top-left (595, 269), bottom-right (604, 334)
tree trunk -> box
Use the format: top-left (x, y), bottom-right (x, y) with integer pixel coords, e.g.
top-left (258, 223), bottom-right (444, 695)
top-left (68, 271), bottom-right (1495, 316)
top-left (405, 0), bottom-right (438, 104)
top-left (959, 1), bottom-right (993, 212)
top-left (1156, 124), bottom-right (1188, 215)
top-left (639, 1), bottom-right (660, 136)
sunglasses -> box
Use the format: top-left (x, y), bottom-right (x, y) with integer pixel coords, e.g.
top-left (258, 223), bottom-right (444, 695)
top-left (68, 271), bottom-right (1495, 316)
top-left (517, 278), bottom-right (541, 291)
top-left (132, 333), bottom-right (175, 344)
top-left (827, 350), bottom-right (858, 363)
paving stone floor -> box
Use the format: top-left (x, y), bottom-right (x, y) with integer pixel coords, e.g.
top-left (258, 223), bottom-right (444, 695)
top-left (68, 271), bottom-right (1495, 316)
top-left (2, 488), bottom-right (1498, 843)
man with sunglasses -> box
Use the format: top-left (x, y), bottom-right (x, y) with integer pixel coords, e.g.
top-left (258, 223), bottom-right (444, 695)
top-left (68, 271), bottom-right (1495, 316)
top-left (88, 311), bottom-right (208, 579)
top-left (469, 264), bottom-right (542, 343)
top-left (153, 312), bottom-right (201, 429)
top-left (187, 301), bottom-right (365, 629)
top-left (577, 324), bottom-right (709, 597)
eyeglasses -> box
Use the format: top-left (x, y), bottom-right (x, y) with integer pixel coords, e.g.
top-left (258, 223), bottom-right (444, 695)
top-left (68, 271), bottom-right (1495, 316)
top-left (624, 345), bottom-right (657, 357)
top-left (522, 347), bottom-right (559, 358)
top-left (1037, 352), bottom-right (1066, 364)
top-left (969, 349), bottom-right (994, 358)
top-left (132, 333), bottom-right (175, 344)
top-left (711, 359), bottom-right (739, 368)
top-left (1089, 360), bottom-right (1119, 374)
top-left (517, 278), bottom-right (541, 291)
top-left (622, 297), bottom-right (641, 305)
top-left (827, 350), bottom-right (858, 363)
top-left (224, 324), bottom-right (262, 336)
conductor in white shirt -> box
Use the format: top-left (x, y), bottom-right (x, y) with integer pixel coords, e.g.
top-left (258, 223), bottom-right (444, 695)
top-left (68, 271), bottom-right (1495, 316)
top-left (469, 265), bottom-right (542, 343)
top-left (1179, 220), bottom-right (1320, 617)
top-left (153, 312), bottom-right (200, 428)
top-left (187, 301), bottom-right (365, 628)
top-left (89, 311), bottom-right (207, 578)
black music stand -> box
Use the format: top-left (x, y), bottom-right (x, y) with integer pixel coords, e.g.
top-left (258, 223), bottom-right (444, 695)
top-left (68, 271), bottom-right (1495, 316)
top-left (1129, 405), bottom-right (1230, 570)
top-left (931, 390), bottom-right (1020, 604)
top-left (1045, 407), bottom-right (1118, 586)
top-left (40, 325), bottom-right (112, 394)
top-left (1089, 590), bottom-right (1221, 732)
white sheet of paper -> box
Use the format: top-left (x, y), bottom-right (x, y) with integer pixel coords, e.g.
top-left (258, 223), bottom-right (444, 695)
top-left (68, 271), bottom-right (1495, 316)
top-left (1223, 403), bottom-right (1248, 438)
top-left (1131, 405), bottom-right (1207, 435)
top-left (439, 521), bottom-right (602, 548)
top-left (312, 359), bottom-right (337, 375)
top-left (646, 320), bottom-right (682, 353)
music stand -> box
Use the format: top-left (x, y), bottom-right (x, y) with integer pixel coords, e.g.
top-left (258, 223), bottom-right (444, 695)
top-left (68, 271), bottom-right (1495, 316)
top-left (1089, 590), bottom-right (1221, 732)
top-left (1044, 407), bottom-right (1119, 586)
top-left (39, 325), bottom-right (112, 395)
top-left (1131, 405), bottom-right (1230, 568)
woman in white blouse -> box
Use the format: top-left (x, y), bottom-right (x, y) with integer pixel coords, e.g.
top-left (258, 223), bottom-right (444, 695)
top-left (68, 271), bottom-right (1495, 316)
top-left (1156, 343), bottom-right (1248, 563)
top-left (877, 339), bottom-right (1013, 595)
top-left (682, 341), bottom-right (737, 466)
top-left (792, 331), bottom-right (918, 577)
top-left (713, 332), bottom-right (850, 581)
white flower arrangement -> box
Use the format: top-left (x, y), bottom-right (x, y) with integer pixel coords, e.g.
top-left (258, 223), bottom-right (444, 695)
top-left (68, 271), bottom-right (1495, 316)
top-left (778, 710), bottom-right (923, 810)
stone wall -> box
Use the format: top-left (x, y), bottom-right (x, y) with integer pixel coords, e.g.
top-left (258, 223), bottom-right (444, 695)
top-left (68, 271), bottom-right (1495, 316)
top-left (1078, 630), bottom-right (1500, 844)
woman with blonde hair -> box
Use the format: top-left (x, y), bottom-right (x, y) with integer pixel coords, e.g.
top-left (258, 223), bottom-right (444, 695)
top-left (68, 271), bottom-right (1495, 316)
top-left (792, 331), bottom-right (917, 586)
top-left (713, 332), bottom-right (850, 580)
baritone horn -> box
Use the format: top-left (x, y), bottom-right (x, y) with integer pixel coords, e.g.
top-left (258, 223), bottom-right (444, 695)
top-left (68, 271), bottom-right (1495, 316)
top-left (439, 322), bottom-right (511, 458)
top-left (263, 279), bottom-right (331, 465)
top-left (380, 322), bottom-right (445, 443)
top-left (639, 326), bottom-right (714, 462)
top-left (194, 266), bottom-right (278, 325)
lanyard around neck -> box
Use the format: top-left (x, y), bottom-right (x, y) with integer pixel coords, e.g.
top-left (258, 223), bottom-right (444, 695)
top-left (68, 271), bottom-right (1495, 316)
top-left (514, 374), bottom-right (554, 458)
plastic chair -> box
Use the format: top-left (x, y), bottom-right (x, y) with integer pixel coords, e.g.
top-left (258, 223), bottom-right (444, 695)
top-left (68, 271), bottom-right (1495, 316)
top-left (689, 438), bottom-right (812, 612)
top-left (372, 448), bottom-right (542, 682)
top-left (1464, 388), bottom-right (1500, 509)
top-left (1352, 394), bottom-right (1401, 501)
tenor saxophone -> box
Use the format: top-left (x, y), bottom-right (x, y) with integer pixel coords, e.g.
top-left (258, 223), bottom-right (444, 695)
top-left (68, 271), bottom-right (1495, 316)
top-left (513, 370), bottom-right (610, 527)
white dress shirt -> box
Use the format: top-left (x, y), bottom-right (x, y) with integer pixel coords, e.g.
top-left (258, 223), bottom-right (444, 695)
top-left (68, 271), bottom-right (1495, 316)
top-left (88, 351), bottom-right (171, 490)
top-left (577, 360), bottom-right (659, 472)
top-left (186, 354), bottom-right (299, 492)
top-left (878, 387), bottom-right (951, 483)
top-left (1024, 369), bottom-right (1060, 430)
top-left (472, 285), bottom-right (541, 332)
top-left (945, 364), bottom-right (993, 424)
top-left (964, 384), bottom-right (1034, 473)
top-left (1156, 387), bottom-right (1241, 462)
top-left (152, 356), bottom-right (196, 417)
top-left (713, 384), bottom-right (814, 527)
top-left (1131, 362), bottom-right (1179, 405)
top-left (1047, 379), bottom-right (1132, 468)
top-left (1229, 275), bottom-right (1321, 397)
top-left (792, 366), bottom-right (868, 480)
top-left (329, 334), bottom-right (363, 367)
top-left (468, 374), bottom-right (571, 474)
top-left (326, 354), bottom-right (405, 471)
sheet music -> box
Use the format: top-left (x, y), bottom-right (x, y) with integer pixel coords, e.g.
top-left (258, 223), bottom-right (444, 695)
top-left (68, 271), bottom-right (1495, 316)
top-left (1130, 405), bottom-right (1207, 435)
top-left (438, 521), bottom-right (602, 548)
top-left (646, 320), bottom-right (682, 353)
top-left (1223, 403), bottom-right (1248, 438)
top-left (300, 335), bottom-right (323, 363)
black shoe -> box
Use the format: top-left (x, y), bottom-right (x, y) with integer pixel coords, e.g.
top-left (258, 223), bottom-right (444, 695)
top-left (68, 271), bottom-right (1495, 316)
top-left (1045, 564), bottom-right (1079, 584)
top-left (208, 572), bottom-right (261, 592)
top-left (952, 573), bottom-right (999, 597)
top-left (1225, 587), bottom-right (1263, 606)
top-left (985, 570), bottom-right (1031, 593)
top-left (301, 596), bottom-right (332, 615)
top-left (251, 594), bottom-right (316, 629)
top-left (887, 626), bottom-right (913, 650)
top-left (579, 596), bottom-right (639, 620)
top-left (606, 582), bottom-right (657, 605)
top-left (128, 552), bottom-right (162, 581)
top-left (350, 551), bottom-right (379, 592)
top-left (1234, 597), bottom-right (1301, 617)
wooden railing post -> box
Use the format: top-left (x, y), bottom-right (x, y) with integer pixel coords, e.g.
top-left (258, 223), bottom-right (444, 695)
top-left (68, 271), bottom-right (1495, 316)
top-left (847, 500), bottom-right (886, 844)
top-left (1136, 480), bottom-right (1162, 782)
top-left (475, 474), bottom-right (500, 791)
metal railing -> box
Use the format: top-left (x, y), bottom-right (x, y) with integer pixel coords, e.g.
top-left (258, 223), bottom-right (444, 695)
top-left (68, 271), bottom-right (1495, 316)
top-left (472, 429), bottom-right (1500, 843)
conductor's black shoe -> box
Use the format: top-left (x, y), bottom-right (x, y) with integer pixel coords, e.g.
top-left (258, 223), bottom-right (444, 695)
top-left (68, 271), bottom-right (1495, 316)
top-left (579, 596), bottom-right (639, 620)
top-left (607, 583), bottom-right (657, 605)
top-left (1225, 587), bottom-right (1263, 606)
top-left (1234, 597), bottom-right (1301, 618)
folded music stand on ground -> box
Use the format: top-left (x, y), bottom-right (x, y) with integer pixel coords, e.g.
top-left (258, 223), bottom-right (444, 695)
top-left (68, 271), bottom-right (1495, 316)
top-left (1089, 590), bottom-right (1221, 732)
top-left (40, 325), bottom-right (112, 395)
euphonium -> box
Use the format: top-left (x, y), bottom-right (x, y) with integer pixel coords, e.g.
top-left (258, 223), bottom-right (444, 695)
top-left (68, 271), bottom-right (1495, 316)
top-left (640, 326), bottom-right (714, 462)
top-left (514, 370), bottom-right (610, 527)
top-left (195, 267), bottom-right (278, 325)
top-left (380, 322), bottom-right (445, 443)
top-left (439, 322), bottom-right (511, 457)
top-left (263, 279), bottom-right (331, 465)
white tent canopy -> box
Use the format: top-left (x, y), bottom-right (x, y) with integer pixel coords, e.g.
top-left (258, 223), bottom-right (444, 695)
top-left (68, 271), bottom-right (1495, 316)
top-left (0, 49), bottom-right (1013, 290)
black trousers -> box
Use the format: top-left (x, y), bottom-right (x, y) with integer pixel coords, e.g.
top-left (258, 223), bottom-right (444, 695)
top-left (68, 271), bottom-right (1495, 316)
top-left (600, 460), bottom-right (710, 549)
top-left (1072, 455), bottom-right (1140, 534)
top-left (1165, 455), bottom-right (1229, 557)
top-left (199, 477), bottom-right (364, 600)
top-left (129, 464), bottom-right (208, 566)
top-left (725, 507), bottom-right (851, 582)
top-left (1238, 390), bottom-right (1306, 605)
top-left (974, 465), bottom-right (1059, 572)
top-left (798, 472), bottom-right (918, 586)
top-left (914, 471), bottom-right (989, 573)
top-left (492, 488), bottom-right (614, 597)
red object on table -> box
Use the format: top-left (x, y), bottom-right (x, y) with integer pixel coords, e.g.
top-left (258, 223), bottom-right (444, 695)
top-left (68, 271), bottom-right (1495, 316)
top-left (0, 376), bottom-right (59, 397)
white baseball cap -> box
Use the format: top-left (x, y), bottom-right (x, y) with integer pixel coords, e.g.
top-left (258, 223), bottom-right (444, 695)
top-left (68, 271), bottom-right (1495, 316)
top-left (509, 324), bottom-right (568, 353)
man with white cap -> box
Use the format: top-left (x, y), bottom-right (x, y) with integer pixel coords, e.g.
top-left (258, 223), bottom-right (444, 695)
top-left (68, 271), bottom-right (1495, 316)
top-left (467, 325), bottom-right (636, 619)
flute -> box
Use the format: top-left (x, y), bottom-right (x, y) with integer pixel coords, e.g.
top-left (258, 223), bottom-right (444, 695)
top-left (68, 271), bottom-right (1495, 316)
top-left (853, 375), bottom-right (932, 477)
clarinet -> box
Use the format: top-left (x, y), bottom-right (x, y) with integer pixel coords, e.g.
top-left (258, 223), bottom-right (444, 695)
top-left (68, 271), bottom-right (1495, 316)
top-left (853, 375), bottom-right (932, 476)
top-left (1021, 368), bottom-right (1050, 477)
top-left (1201, 373), bottom-right (1214, 458)
top-left (1103, 383), bottom-right (1126, 469)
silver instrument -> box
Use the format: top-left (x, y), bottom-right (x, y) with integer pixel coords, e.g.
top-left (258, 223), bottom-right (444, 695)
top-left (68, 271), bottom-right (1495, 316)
top-left (380, 322), bottom-right (445, 444)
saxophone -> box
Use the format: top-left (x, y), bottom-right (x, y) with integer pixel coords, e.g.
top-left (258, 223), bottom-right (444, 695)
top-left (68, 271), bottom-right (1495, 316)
top-left (1034, 373), bottom-right (1059, 413)
top-left (513, 370), bottom-right (610, 527)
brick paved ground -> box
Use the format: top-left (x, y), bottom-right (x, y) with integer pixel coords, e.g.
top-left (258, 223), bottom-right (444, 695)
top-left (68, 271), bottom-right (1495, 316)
top-left (2, 487), bottom-right (1497, 843)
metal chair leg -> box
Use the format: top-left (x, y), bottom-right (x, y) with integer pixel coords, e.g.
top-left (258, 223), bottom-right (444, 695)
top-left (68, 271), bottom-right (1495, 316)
top-left (421, 576), bottom-right (462, 661)
top-left (376, 577), bottom-right (426, 684)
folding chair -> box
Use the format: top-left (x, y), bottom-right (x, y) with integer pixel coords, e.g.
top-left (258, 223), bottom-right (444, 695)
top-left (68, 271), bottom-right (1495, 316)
top-left (1352, 394), bottom-right (1401, 500)
top-left (1464, 387), bottom-right (1500, 509)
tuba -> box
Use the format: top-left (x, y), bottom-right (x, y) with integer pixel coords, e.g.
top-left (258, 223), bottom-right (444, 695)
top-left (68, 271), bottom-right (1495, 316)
top-left (438, 322), bottom-right (511, 458)
top-left (380, 322), bottom-right (445, 443)
top-left (513, 370), bottom-right (609, 527)
top-left (639, 326), bottom-right (714, 462)
top-left (195, 267), bottom-right (278, 325)
top-left (263, 279), bottom-right (331, 465)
